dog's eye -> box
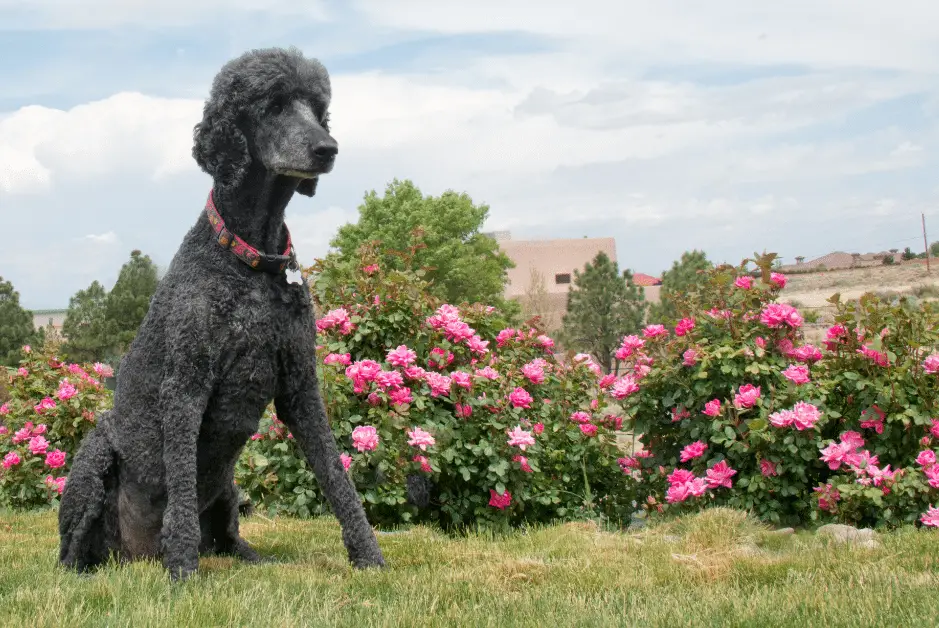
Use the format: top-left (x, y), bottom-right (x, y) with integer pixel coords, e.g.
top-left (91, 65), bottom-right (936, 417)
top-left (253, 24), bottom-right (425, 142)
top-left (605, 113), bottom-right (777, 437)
top-left (269, 96), bottom-right (288, 116)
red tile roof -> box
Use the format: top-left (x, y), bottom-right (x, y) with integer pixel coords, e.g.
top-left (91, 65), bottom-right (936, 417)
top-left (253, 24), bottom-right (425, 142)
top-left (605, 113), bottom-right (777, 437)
top-left (632, 273), bottom-right (662, 286)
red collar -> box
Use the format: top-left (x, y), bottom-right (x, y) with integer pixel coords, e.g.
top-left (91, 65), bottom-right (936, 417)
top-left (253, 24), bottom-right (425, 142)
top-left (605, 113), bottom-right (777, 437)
top-left (204, 190), bottom-right (296, 275)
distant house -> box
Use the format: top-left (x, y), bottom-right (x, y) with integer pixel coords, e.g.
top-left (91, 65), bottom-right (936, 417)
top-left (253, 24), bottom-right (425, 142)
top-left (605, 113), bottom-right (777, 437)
top-left (32, 309), bottom-right (68, 335)
top-left (486, 232), bottom-right (660, 329)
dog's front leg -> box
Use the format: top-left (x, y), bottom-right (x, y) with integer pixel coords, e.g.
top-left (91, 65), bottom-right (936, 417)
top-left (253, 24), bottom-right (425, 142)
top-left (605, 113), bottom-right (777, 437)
top-left (275, 346), bottom-right (385, 569)
top-left (158, 334), bottom-right (216, 581)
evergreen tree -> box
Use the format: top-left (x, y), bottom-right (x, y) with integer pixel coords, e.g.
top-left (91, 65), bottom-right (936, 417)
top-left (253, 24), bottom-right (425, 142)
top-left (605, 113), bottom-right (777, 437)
top-left (0, 276), bottom-right (38, 367)
top-left (649, 249), bottom-right (713, 324)
top-left (104, 250), bottom-right (159, 357)
top-left (561, 252), bottom-right (647, 373)
top-left (62, 280), bottom-right (110, 363)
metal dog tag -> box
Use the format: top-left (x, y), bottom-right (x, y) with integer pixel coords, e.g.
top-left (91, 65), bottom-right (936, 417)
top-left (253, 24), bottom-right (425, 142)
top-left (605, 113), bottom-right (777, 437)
top-left (286, 267), bottom-right (303, 285)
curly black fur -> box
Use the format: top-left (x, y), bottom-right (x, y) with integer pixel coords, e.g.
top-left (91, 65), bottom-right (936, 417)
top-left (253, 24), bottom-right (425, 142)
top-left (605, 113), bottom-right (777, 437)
top-left (58, 47), bottom-right (385, 581)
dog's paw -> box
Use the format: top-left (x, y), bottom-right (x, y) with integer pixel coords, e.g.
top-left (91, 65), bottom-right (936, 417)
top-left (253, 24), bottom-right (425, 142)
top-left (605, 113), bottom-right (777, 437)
top-left (164, 554), bottom-right (199, 582)
top-left (349, 549), bottom-right (386, 570)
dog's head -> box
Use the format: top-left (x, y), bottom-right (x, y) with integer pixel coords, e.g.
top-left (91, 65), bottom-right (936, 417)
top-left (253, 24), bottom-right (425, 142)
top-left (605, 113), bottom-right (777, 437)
top-left (192, 47), bottom-right (335, 197)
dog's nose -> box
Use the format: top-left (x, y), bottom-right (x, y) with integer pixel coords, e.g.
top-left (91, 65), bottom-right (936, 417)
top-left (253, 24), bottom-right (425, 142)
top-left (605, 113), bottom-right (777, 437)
top-left (312, 140), bottom-right (338, 161)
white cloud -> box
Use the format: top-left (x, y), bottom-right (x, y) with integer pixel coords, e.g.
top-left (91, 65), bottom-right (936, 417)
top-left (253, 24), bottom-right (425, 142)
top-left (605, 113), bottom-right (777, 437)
top-left (0, 0), bottom-right (329, 29)
top-left (83, 231), bottom-right (119, 245)
top-left (0, 93), bottom-right (202, 194)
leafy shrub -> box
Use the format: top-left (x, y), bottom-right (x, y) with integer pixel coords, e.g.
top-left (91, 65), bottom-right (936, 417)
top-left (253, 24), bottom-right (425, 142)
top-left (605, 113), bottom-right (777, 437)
top-left (235, 242), bottom-right (636, 530)
top-left (1, 339), bottom-right (112, 509)
top-left (616, 254), bottom-right (939, 528)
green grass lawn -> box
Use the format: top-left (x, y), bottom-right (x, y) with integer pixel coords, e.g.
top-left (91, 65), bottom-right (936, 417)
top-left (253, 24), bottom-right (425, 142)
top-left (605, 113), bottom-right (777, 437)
top-left (2, 508), bottom-right (938, 627)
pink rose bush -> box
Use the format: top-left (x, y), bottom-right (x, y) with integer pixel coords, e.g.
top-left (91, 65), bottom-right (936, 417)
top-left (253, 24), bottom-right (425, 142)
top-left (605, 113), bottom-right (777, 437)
top-left (1, 340), bottom-right (110, 509)
top-left (620, 255), bottom-right (939, 528)
top-left (235, 242), bottom-right (634, 527)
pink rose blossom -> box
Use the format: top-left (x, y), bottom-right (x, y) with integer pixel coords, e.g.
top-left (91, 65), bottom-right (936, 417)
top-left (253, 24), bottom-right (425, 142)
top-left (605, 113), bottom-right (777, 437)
top-left (702, 399), bottom-right (721, 417)
top-left (857, 346), bottom-right (889, 367)
top-left (386, 345), bottom-right (418, 367)
top-left (521, 361), bottom-right (546, 384)
top-left (733, 384), bottom-right (761, 409)
top-left (680, 441), bottom-right (707, 462)
top-left (339, 453), bottom-right (352, 471)
top-left (496, 328), bottom-right (516, 347)
top-left (413, 455), bottom-right (432, 473)
top-left (643, 324), bottom-right (667, 339)
top-left (316, 308), bottom-right (354, 335)
top-left (22, 345), bottom-right (31, 353)
top-left (508, 387), bottom-right (533, 409)
top-left (451, 371), bottom-right (472, 390)
top-left (404, 366), bottom-right (427, 380)
top-left (34, 397), bottom-right (57, 414)
top-left (474, 366), bottom-right (500, 380)
top-left (923, 353), bottom-right (939, 374)
top-left (789, 344), bottom-right (823, 363)
top-left (92, 362), bottom-right (114, 378)
top-left (324, 353), bottom-right (352, 366)
top-left (513, 455), bottom-right (533, 473)
top-left (533, 423), bottom-right (544, 435)
top-left (760, 303), bottom-right (803, 329)
top-left (425, 304), bottom-right (461, 329)
top-left (536, 335), bottom-right (555, 349)
top-left (682, 349), bottom-right (699, 367)
top-left (674, 318), bottom-right (695, 337)
top-left (770, 272), bottom-right (788, 289)
top-left (734, 276), bottom-right (754, 289)
top-left (17, 367), bottom-right (28, 377)
top-left (507, 426), bottom-right (536, 451)
top-left (363, 263), bottom-right (379, 274)
top-left (792, 401), bottom-right (822, 430)
top-left (29, 435), bottom-right (49, 455)
top-left (407, 427), bottom-right (436, 451)
top-left (428, 348), bottom-right (454, 370)
top-left (782, 364), bottom-right (811, 385)
top-left (705, 460), bottom-right (736, 489)
top-left (388, 386), bottom-right (413, 406)
top-left (45, 449), bottom-right (67, 469)
top-left (2, 452), bottom-right (20, 469)
top-left (489, 489), bottom-right (512, 510)
top-left (860, 405), bottom-right (885, 434)
top-left (375, 370), bottom-right (404, 390)
top-left (424, 372), bottom-right (452, 397)
top-left (455, 403), bottom-right (472, 418)
top-left (921, 505), bottom-right (939, 527)
top-left (579, 423), bottom-right (598, 437)
top-left (671, 407), bottom-right (690, 423)
top-left (569, 411), bottom-right (591, 424)
top-left (467, 335), bottom-right (490, 355)
top-left (351, 425), bottom-right (379, 452)
top-left (610, 375), bottom-right (640, 400)
top-left (45, 475), bottom-right (66, 494)
top-left (916, 450), bottom-right (937, 467)
top-left (760, 459), bottom-right (778, 477)
top-left (0, 403), bottom-right (9, 415)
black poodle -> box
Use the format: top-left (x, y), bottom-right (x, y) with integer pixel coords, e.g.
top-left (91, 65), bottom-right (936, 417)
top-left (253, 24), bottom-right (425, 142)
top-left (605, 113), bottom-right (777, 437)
top-left (58, 47), bottom-right (386, 581)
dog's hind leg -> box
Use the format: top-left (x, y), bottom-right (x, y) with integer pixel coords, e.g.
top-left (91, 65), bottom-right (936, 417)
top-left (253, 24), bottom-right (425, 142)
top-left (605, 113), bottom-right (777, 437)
top-left (199, 481), bottom-right (261, 562)
top-left (58, 420), bottom-right (121, 572)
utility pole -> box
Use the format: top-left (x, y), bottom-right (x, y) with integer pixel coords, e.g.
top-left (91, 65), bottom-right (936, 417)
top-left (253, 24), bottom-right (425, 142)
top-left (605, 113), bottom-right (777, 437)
top-left (924, 213), bottom-right (931, 273)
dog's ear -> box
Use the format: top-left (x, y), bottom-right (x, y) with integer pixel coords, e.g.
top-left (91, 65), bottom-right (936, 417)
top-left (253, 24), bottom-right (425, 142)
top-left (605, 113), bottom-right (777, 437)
top-left (192, 97), bottom-right (251, 189)
top-left (296, 177), bottom-right (318, 197)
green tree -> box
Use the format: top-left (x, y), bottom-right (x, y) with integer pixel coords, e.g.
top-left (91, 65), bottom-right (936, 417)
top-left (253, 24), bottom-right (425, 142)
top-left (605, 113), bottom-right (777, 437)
top-left (61, 280), bottom-right (110, 364)
top-left (648, 249), bottom-right (713, 324)
top-left (902, 247), bottom-right (917, 261)
top-left (930, 241), bottom-right (939, 258)
top-left (0, 277), bottom-right (38, 367)
top-left (329, 179), bottom-right (515, 310)
top-left (561, 252), bottom-right (647, 373)
top-left (103, 250), bottom-right (159, 358)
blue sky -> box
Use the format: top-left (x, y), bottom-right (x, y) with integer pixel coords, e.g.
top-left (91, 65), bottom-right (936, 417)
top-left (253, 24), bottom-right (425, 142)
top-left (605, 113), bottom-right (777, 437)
top-left (1, 1), bottom-right (938, 310)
